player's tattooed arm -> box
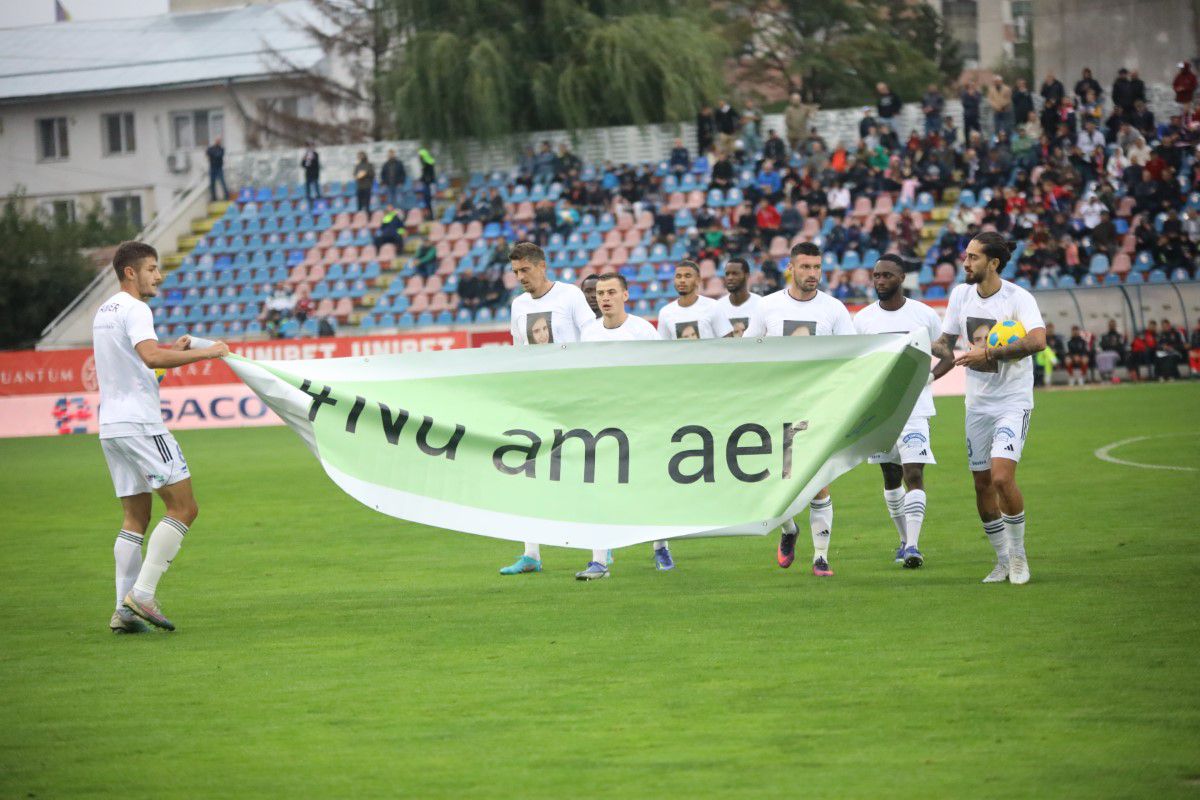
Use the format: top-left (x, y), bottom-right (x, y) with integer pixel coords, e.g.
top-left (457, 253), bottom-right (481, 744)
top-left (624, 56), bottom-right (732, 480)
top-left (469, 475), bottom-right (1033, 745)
top-left (986, 326), bottom-right (1047, 363)
top-left (930, 332), bottom-right (957, 380)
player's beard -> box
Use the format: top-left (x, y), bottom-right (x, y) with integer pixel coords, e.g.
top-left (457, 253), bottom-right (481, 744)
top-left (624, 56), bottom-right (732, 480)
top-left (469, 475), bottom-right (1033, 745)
top-left (876, 285), bottom-right (899, 301)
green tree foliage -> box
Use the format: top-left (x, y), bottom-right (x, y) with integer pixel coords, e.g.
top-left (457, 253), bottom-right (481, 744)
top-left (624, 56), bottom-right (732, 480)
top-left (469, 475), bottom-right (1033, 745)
top-left (384, 0), bottom-right (726, 141)
top-left (0, 197), bottom-right (136, 349)
top-left (725, 0), bottom-right (955, 108)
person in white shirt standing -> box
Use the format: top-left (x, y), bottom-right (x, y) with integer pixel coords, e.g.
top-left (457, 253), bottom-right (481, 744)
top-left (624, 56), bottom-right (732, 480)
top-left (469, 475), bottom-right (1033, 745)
top-left (853, 255), bottom-right (954, 569)
top-left (95, 242), bottom-right (229, 633)
top-left (500, 242), bottom-right (597, 576)
top-left (656, 260), bottom-right (733, 340)
top-left (577, 273), bottom-right (665, 579)
top-left (714, 258), bottom-right (762, 337)
top-left (745, 242), bottom-right (855, 577)
top-left (930, 232), bottom-right (1047, 585)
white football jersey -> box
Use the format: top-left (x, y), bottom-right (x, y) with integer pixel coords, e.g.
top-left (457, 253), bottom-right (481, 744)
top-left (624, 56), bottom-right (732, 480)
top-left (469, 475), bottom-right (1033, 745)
top-left (854, 298), bottom-right (943, 418)
top-left (656, 295), bottom-right (734, 340)
top-left (580, 313), bottom-right (659, 341)
top-left (92, 291), bottom-right (168, 438)
top-left (743, 288), bottom-right (855, 338)
top-left (510, 282), bottom-right (596, 346)
top-left (714, 292), bottom-right (763, 338)
top-left (941, 280), bottom-right (1045, 412)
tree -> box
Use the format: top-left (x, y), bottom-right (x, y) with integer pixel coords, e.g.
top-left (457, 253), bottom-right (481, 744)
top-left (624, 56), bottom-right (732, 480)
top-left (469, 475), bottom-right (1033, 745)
top-left (0, 196), bottom-right (136, 349)
top-left (383, 0), bottom-right (726, 143)
top-left (259, 0), bottom-right (398, 145)
top-left (724, 0), bottom-right (949, 108)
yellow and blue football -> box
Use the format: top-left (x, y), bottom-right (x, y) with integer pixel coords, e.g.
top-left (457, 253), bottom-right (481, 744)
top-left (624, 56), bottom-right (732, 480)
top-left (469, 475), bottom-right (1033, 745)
top-left (987, 320), bottom-right (1027, 348)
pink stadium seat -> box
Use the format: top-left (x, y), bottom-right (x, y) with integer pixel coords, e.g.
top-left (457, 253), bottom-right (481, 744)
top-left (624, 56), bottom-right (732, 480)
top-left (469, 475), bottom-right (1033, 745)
top-left (426, 222), bottom-right (446, 243)
top-left (514, 202), bottom-right (535, 222)
top-left (378, 243), bottom-right (397, 261)
top-left (622, 229), bottom-right (642, 249)
top-left (801, 218), bottom-right (820, 238)
top-left (404, 209), bottom-right (425, 227)
top-left (635, 211), bottom-right (654, 230)
top-left (446, 222), bottom-right (465, 242)
top-left (306, 264), bottom-right (326, 283)
top-left (428, 293), bottom-right (449, 313)
top-left (503, 272), bottom-right (518, 290)
top-left (699, 259), bottom-right (716, 280)
top-left (341, 246), bottom-right (359, 262)
top-left (852, 196), bottom-right (872, 217)
top-left (359, 244), bottom-right (377, 262)
top-left (686, 190), bottom-right (705, 209)
top-left (333, 297), bottom-right (354, 322)
top-left (403, 276), bottom-right (424, 296)
top-left (934, 262), bottom-right (956, 284)
top-left (351, 211), bottom-right (369, 228)
top-left (451, 239), bottom-right (470, 258)
top-left (609, 247), bottom-right (629, 266)
top-left (316, 298), bottom-right (335, 317)
top-left (769, 236), bottom-right (789, 259)
top-left (1111, 253), bottom-right (1132, 275)
top-left (369, 211), bottom-right (384, 227)
top-left (321, 247), bottom-right (341, 266)
top-left (317, 230), bottom-right (336, 248)
top-left (286, 264), bottom-right (308, 286)
top-left (437, 258), bottom-right (456, 276)
top-left (1121, 234), bottom-right (1136, 254)
top-left (425, 275), bottom-right (444, 294)
top-left (1116, 196), bottom-right (1136, 218)
top-left (577, 266), bottom-right (596, 281)
top-left (603, 229), bottom-right (623, 249)
top-left (331, 213), bottom-right (352, 231)
top-left (873, 195), bottom-right (893, 215)
top-left (435, 241), bottom-right (452, 258)
top-left (850, 267), bottom-right (871, 287)
top-left (667, 192), bottom-right (685, 212)
top-left (589, 248), bottom-right (609, 267)
top-left (703, 277), bottom-right (723, 297)
top-left (616, 212), bottom-right (635, 231)
top-left (408, 293), bottom-right (430, 314)
top-left (464, 221), bottom-right (483, 240)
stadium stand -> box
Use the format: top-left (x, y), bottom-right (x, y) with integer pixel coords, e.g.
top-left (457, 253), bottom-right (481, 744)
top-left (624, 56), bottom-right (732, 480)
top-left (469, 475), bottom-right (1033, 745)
top-left (149, 65), bottom-right (1200, 343)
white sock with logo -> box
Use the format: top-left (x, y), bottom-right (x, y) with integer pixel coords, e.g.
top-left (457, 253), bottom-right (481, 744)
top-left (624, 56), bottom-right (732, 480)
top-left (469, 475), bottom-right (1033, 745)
top-left (114, 530), bottom-right (143, 609)
top-left (983, 518), bottom-right (1007, 564)
top-left (809, 497), bottom-right (833, 561)
top-left (903, 490), bottom-right (927, 550)
top-left (591, 548), bottom-right (608, 566)
top-left (132, 517), bottom-right (188, 600)
top-left (1003, 512), bottom-right (1026, 554)
top-left (523, 542), bottom-right (541, 560)
top-left (883, 487), bottom-right (907, 546)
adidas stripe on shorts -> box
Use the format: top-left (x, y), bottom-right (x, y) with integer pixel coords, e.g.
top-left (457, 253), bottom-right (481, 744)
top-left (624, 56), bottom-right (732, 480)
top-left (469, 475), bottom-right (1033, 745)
top-left (869, 417), bottom-right (936, 465)
top-left (101, 432), bottom-right (191, 498)
top-left (964, 408), bottom-right (1031, 472)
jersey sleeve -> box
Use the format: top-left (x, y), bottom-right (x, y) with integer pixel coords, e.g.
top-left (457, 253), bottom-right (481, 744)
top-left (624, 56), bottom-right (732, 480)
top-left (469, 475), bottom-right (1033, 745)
top-left (570, 288), bottom-right (595, 334)
top-left (509, 311), bottom-right (524, 346)
top-left (743, 308), bottom-right (767, 338)
top-left (125, 302), bottom-right (158, 348)
top-left (1013, 288), bottom-right (1046, 332)
top-left (940, 288), bottom-right (963, 337)
top-left (709, 306), bottom-right (734, 337)
top-left (831, 301), bottom-right (856, 335)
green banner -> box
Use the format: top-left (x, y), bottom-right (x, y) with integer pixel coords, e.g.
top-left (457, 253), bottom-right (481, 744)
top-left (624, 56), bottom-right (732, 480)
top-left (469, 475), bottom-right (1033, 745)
top-left (224, 332), bottom-right (929, 549)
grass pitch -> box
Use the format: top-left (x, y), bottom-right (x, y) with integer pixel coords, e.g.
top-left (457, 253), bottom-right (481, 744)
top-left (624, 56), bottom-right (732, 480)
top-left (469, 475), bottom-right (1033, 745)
top-left (1, 382), bottom-right (1198, 799)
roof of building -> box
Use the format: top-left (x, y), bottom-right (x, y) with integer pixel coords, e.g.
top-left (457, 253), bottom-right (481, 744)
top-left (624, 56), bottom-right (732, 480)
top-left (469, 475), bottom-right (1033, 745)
top-left (0, 1), bottom-right (328, 103)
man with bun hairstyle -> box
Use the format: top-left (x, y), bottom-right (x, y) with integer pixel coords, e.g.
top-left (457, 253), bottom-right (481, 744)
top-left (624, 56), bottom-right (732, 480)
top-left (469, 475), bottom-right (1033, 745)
top-left (930, 232), bottom-right (1046, 585)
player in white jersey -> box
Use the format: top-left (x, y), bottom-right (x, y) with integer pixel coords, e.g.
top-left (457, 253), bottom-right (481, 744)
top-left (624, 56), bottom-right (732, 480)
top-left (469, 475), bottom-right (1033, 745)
top-left (853, 255), bottom-right (955, 569)
top-left (930, 232), bottom-right (1046, 585)
top-left (95, 242), bottom-right (228, 632)
top-left (500, 242), bottom-right (596, 576)
top-left (714, 258), bottom-right (762, 337)
top-left (576, 273), bottom-right (668, 580)
top-left (656, 260), bottom-right (734, 340)
top-left (745, 242), bottom-right (855, 576)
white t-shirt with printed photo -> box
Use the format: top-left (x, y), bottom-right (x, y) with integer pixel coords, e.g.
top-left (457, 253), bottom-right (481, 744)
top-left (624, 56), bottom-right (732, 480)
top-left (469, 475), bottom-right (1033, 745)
top-left (714, 292), bottom-right (763, 338)
top-left (853, 298), bottom-right (943, 418)
top-left (510, 282), bottom-right (596, 346)
top-left (92, 291), bottom-right (168, 439)
top-left (580, 313), bottom-right (659, 342)
top-left (941, 280), bottom-right (1045, 413)
top-left (743, 288), bottom-right (855, 338)
top-left (656, 295), bottom-right (734, 340)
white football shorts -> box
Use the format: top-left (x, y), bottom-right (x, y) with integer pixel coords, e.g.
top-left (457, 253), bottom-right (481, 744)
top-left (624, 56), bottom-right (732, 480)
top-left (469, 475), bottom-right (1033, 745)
top-left (869, 416), bottom-right (936, 465)
top-left (101, 432), bottom-right (191, 498)
top-left (964, 407), bottom-right (1031, 472)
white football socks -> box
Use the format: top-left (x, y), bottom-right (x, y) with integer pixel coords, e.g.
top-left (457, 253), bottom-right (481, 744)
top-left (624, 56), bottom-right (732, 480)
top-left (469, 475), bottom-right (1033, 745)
top-left (903, 490), bottom-right (927, 550)
top-left (883, 487), bottom-right (907, 546)
top-left (983, 517), bottom-right (1007, 564)
top-left (523, 542), bottom-right (541, 560)
top-left (132, 517), bottom-right (188, 599)
top-left (114, 530), bottom-right (143, 610)
top-left (809, 497), bottom-right (833, 561)
top-left (1003, 511), bottom-right (1026, 554)
top-left (652, 540), bottom-right (668, 551)
top-left (591, 548), bottom-right (608, 566)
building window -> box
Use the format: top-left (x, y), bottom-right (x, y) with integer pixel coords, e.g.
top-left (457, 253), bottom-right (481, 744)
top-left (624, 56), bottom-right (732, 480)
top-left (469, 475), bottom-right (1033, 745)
top-left (109, 195), bottom-right (143, 229)
top-left (41, 199), bottom-right (76, 225)
top-left (102, 112), bottom-right (136, 155)
top-left (170, 109), bottom-right (224, 149)
top-left (37, 117), bottom-right (69, 161)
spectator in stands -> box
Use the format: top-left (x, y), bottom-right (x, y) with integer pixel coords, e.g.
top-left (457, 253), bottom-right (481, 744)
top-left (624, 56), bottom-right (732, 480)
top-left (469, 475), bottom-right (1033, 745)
top-left (1130, 99), bottom-right (1156, 140)
top-left (715, 99), bottom-right (740, 154)
top-left (1041, 72), bottom-right (1065, 105)
top-left (206, 136), bottom-right (228, 202)
top-left (669, 138), bottom-right (690, 176)
top-left (555, 142), bottom-right (582, 183)
top-left (754, 199), bottom-right (781, 247)
top-left (1074, 67), bottom-right (1102, 105)
top-left (293, 292), bottom-right (312, 327)
top-left (696, 105), bottom-right (716, 155)
top-left (960, 80), bottom-right (982, 136)
top-left (380, 149), bottom-right (406, 209)
top-left (353, 151), bottom-right (374, 213)
top-left (763, 129), bottom-right (787, 166)
top-left (784, 93), bottom-right (812, 153)
top-left (1013, 78), bottom-right (1034, 130)
top-left (413, 240), bottom-right (437, 278)
top-left (532, 141), bottom-right (555, 184)
top-left (1064, 325), bottom-right (1092, 385)
top-left (1158, 318), bottom-right (1186, 380)
top-left (1112, 68), bottom-right (1137, 116)
top-left (301, 142), bottom-right (321, 204)
top-left (373, 203), bottom-right (404, 250)
top-left (1174, 62), bottom-right (1197, 109)
top-left (317, 315), bottom-right (336, 338)
top-left (741, 101), bottom-right (762, 156)
top-left (709, 149), bottom-right (735, 191)
top-left (921, 84), bottom-right (944, 135)
top-left (988, 75), bottom-right (1014, 136)
top-left (1045, 322), bottom-right (1067, 383)
top-left (418, 146), bottom-right (436, 213)
top-left (875, 82), bottom-right (901, 130)
top-left (458, 270), bottom-right (482, 318)
top-left (480, 266), bottom-right (506, 314)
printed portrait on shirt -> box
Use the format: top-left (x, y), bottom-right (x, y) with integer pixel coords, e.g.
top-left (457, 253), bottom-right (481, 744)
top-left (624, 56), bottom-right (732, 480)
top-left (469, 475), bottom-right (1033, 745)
top-left (967, 316), bottom-right (999, 373)
top-left (527, 311), bottom-right (554, 345)
top-left (676, 321), bottom-right (701, 340)
top-left (729, 317), bottom-right (749, 337)
top-left (783, 320), bottom-right (816, 337)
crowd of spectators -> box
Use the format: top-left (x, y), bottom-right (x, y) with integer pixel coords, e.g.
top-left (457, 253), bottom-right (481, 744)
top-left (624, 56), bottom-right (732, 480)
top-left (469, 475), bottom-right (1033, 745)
top-left (1037, 317), bottom-right (1200, 385)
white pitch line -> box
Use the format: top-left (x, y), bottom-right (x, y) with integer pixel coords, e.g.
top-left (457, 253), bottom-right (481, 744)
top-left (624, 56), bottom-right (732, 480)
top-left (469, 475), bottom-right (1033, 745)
top-left (1093, 433), bottom-right (1200, 472)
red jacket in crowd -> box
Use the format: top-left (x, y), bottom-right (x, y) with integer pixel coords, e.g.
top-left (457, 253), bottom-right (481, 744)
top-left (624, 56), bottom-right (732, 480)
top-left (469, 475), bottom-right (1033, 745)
top-left (1174, 64), bottom-right (1197, 103)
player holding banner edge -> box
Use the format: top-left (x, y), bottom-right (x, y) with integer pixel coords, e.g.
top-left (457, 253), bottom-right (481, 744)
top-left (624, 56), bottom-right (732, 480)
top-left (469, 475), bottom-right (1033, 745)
top-left (930, 232), bottom-right (1046, 585)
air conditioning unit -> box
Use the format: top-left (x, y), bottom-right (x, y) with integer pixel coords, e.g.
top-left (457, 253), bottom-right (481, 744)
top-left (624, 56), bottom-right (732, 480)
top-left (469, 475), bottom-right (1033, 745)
top-left (167, 150), bottom-right (191, 174)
